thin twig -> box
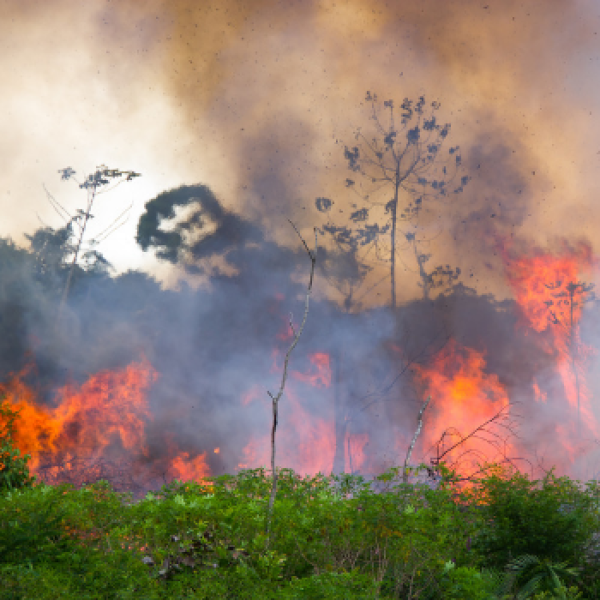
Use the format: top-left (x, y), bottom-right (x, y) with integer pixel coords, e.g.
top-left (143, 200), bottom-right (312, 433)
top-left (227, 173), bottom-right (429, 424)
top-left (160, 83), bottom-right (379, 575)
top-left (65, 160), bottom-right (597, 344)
top-left (43, 183), bottom-right (72, 223)
top-left (266, 224), bottom-right (317, 540)
top-left (403, 395), bottom-right (432, 483)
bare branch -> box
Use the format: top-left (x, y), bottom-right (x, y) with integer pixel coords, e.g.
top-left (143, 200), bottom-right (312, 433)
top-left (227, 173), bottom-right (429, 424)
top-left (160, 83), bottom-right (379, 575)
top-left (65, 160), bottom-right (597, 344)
top-left (403, 395), bottom-right (432, 483)
top-left (43, 184), bottom-right (72, 223)
top-left (266, 224), bottom-right (318, 539)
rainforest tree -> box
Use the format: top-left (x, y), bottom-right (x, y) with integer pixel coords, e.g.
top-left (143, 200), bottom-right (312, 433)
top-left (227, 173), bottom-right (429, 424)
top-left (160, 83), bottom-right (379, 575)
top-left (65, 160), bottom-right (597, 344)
top-left (317, 92), bottom-right (469, 308)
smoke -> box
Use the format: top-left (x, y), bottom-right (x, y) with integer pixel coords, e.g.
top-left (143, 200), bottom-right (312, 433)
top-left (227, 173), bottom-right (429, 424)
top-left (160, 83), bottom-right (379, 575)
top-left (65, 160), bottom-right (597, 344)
top-left (1, 1), bottom-right (600, 484)
top-left (1, 0), bottom-right (599, 294)
top-left (152, 0), bottom-right (600, 279)
top-left (2, 188), bottom-right (600, 484)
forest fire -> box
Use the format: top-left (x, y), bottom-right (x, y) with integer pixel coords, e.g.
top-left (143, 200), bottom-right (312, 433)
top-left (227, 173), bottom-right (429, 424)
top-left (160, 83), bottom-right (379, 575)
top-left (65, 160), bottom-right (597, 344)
top-left (240, 352), bottom-right (335, 474)
top-left (412, 340), bottom-right (512, 475)
top-left (0, 359), bottom-right (208, 491)
top-left (2, 243), bottom-right (599, 490)
top-left (240, 350), bottom-right (371, 475)
top-left (503, 242), bottom-right (599, 442)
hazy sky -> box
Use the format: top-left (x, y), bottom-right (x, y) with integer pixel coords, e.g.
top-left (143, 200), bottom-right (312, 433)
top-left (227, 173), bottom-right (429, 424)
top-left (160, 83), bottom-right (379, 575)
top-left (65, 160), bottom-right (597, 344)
top-left (2, 0), bottom-right (600, 299)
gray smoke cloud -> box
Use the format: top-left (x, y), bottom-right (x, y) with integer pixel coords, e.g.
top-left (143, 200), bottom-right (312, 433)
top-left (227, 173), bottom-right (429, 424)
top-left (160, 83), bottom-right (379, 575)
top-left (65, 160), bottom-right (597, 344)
top-left (1, 0), bottom-right (600, 486)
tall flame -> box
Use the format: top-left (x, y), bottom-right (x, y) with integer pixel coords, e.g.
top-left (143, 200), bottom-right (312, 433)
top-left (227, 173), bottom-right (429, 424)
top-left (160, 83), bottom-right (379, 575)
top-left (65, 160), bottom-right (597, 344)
top-left (412, 339), bottom-right (511, 473)
top-left (240, 351), bottom-right (369, 475)
top-left (0, 359), bottom-right (210, 489)
top-left (503, 241), bottom-right (598, 441)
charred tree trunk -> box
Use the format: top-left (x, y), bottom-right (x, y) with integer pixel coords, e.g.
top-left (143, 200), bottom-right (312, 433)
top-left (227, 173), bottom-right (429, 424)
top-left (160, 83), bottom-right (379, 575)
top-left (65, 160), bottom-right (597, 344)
top-left (568, 286), bottom-right (582, 437)
top-left (266, 225), bottom-right (317, 541)
top-left (390, 195), bottom-right (397, 310)
top-left (332, 345), bottom-right (347, 474)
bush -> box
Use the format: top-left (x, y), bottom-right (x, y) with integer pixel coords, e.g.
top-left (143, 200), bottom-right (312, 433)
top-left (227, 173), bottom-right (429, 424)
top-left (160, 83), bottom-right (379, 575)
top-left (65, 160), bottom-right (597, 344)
top-left (500, 554), bottom-right (581, 599)
top-left (280, 571), bottom-right (379, 598)
top-left (0, 464), bottom-right (599, 598)
top-left (0, 400), bottom-right (36, 494)
top-left (439, 564), bottom-right (501, 600)
top-left (466, 466), bottom-right (600, 569)
top-left (0, 482), bottom-right (154, 598)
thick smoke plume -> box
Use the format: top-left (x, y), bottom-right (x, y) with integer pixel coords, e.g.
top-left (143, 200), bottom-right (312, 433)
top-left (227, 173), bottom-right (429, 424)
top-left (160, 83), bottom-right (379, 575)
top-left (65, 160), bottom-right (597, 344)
top-left (1, 1), bottom-right (600, 488)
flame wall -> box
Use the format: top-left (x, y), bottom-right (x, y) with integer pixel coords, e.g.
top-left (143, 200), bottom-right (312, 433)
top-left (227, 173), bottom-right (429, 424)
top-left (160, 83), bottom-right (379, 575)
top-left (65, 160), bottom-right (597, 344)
top-left (1, 1), bottom-right (600, 487)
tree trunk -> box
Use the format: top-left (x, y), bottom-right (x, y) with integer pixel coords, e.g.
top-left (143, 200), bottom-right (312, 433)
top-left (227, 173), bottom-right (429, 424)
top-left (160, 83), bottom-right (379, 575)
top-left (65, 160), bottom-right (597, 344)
top-left (332, 345), bottom-right (347, 473)
top-left (57, 187), bottom-right (96, 321)
top-left (390, 175), bottom-right (401, 310)
top-left (390, 200), bottom-right (397, 310)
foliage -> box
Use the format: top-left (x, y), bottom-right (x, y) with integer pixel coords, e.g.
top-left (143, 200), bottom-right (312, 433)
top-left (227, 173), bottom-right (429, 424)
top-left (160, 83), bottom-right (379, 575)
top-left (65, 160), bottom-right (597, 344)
top-left (439, 564), bottom-right (503, 599)
top-left (500, 554), bottom-right (581, 599)
top-left (0, 466), bottom-right (599, 598)
top-left (0, 400), bottom-right (36, 494)
top-left (464, 466), bottom-right (600, 569)
top-left (136, 184), bottom-right (261, 269)
top-left (26, 223), bottom-right (75, 285)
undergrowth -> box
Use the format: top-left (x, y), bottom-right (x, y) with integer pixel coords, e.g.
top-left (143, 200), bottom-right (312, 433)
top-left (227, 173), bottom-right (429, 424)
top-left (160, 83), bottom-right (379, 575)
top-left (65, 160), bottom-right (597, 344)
top-left (0, 460), bottom-right (599, 599)
top-left (2, 401), bottom-right (600, 599)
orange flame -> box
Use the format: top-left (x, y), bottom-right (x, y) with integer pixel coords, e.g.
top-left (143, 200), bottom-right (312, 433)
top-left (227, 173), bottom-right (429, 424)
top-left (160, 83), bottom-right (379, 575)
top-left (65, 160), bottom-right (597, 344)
top-left (413, 340), bottom-right (511, 473)
top-left (291, 352), bottom-right (331, 388)
top-left (0, 359), bottom-right (212, 488)
top-left (0, 360), bottom-right (157, 471)
top-left (240, 351), bottom-right (368, 474)
top-left (503, 242), bottom-right (598, 440)
top-left (503, 242), bottom-right (593, 332)
top-left (168, 451), bottom-right (210, 481)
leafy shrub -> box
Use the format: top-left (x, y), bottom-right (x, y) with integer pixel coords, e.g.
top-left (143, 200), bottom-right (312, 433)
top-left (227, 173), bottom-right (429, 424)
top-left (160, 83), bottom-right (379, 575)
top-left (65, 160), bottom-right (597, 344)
top-left (439, 564), bottom-right (502, 600)
top-left (0, 481), bottom-right (155, 598)
top-left (500, 554), bottom-right (581, 599)
top-left (0, 464), bottom-right (598, 598)
top-left (280, 571), bottom-right (379, 598)
top-left (0, 400), bottom-right (36, 494)
top-left (466, 466), bottom-right (600, 569)
top-left (0, 484), bottom-right (72, 565)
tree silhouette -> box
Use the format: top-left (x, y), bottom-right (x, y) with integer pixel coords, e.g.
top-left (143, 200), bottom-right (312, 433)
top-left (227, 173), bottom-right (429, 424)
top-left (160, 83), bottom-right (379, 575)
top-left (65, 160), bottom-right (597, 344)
top-left (317, 93), bottom-right (468, 473)
top-left (52, 165), bottom-right (140, 318)
top-left (317, 92), bottom-right (468, 308)
top-left (545, 279), bottom-right (595, 435)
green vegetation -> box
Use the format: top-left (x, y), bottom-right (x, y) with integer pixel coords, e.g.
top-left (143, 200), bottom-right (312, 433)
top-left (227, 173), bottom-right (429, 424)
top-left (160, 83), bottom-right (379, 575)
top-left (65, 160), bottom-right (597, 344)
top-left (2, 399), bottom-right (599, 598)
top-left (1, 449), bottom-right (600, 599)
top-left (0, 401), bottom-right (36, 494)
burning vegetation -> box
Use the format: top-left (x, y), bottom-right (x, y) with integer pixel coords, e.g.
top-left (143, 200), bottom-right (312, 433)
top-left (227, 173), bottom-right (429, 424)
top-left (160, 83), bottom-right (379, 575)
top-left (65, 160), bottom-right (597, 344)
top-left (3, 0), bottom-right (600, 595)
top-left (0, 70), bottom-right (598, 600)
top-left (1, 186), bottom-right (599, 492)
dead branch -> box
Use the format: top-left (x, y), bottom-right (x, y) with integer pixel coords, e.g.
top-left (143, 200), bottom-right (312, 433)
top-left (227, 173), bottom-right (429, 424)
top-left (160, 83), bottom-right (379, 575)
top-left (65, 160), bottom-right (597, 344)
top-left (403, 395), bottom-right (432, 483)
top-left (266, 223), bottom-right (317, 537)
top-left (426, 402), bottom-right (528, 482)
top-left (434, 403), bottom-right (513, 462)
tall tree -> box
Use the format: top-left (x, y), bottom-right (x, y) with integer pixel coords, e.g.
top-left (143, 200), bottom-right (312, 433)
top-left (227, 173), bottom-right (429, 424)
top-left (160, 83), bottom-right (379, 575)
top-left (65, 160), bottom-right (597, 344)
top-left (317, 92), bottom-right (469, 308)
top-left (52, 165), bottom-right (140, 317)
top-left (318, 93), bottom-right (468, 472)
top-left (545, 279), bottom-right (595, 436)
